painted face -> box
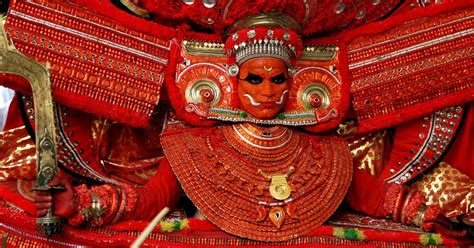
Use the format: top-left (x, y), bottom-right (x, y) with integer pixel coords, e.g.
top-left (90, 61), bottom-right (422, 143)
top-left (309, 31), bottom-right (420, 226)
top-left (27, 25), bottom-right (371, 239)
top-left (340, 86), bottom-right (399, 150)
top-left (238, 58), bottom-right (289, 119)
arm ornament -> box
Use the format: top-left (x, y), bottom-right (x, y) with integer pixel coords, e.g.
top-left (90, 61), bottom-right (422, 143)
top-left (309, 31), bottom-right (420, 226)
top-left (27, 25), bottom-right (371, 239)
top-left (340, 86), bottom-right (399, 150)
top-left (383, 184), bottom-right (444, 231)
top-left (68, 184), bottom-right (138, 227)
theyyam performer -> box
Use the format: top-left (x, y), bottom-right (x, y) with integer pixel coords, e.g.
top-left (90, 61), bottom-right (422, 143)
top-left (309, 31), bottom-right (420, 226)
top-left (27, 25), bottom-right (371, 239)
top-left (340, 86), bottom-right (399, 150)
top-left (0, 0), bottom-right (472, 246)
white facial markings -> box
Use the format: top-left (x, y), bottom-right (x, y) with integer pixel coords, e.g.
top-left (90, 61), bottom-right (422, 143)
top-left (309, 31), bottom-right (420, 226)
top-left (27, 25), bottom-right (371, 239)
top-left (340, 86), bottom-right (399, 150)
top-left (243, 94), bottom-right (262, 107)
top-left (275, 90), bottom-right (289, 105)
top-left (243, 89), bottom-right (289, 107)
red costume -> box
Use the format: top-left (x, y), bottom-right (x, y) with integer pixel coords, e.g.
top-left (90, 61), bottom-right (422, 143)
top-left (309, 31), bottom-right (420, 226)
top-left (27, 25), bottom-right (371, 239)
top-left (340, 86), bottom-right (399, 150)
top-left (0, 0), bottom-right (473, 246)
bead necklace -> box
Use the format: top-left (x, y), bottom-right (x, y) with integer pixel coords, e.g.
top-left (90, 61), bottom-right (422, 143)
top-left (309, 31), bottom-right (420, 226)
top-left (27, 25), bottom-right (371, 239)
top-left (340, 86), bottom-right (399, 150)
top-left (219, 123), bottom-right (300, 162)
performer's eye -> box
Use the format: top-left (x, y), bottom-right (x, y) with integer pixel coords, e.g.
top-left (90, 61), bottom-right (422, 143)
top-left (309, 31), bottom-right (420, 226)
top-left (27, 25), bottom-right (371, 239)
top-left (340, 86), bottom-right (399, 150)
top-left (241, 73), bottom-right (263, 84)
top-left (271, 73), bottom-right (287, 84)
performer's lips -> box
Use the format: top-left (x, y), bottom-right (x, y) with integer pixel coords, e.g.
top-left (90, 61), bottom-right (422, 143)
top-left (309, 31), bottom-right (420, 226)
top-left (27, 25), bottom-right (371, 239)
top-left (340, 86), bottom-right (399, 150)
top-left (260, 102), bottom-right (275, 108)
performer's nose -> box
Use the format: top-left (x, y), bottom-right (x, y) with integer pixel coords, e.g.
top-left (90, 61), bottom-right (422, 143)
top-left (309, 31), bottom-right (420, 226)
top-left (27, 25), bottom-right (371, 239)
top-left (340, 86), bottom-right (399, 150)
top-left (260, 81), bottom-right (276, 98)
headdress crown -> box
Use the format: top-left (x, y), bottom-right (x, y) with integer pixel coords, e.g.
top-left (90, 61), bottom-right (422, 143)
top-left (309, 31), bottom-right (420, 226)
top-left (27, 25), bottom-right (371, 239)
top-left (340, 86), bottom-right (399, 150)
top-left (225, 13), bottom-right (303, 66)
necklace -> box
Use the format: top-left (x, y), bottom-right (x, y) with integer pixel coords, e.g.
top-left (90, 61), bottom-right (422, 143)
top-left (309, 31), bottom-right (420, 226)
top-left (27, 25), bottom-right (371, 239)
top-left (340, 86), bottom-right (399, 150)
top-left (219, 123), bottom-right (300, 162)
top-left (160, 126), bottom-right (353, 240)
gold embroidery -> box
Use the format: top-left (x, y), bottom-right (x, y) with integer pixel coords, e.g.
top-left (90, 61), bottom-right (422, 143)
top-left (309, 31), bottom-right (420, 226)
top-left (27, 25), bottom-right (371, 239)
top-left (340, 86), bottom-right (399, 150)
top-left (412, 162), bottom-right (473, 220)
top-left (346, 131), bottom-right (387, 176)
top-left (0, 127), bottom-right (36, 181)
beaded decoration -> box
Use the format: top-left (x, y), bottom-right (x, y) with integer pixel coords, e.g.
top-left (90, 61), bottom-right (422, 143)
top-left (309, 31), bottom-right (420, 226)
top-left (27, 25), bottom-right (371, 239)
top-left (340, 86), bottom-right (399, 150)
top-left (161, 123), bottom-right (352, 241)
top-left (5, 0), bottom-right (173, 128)
top-left (347, 6), bottom-right (474, 132)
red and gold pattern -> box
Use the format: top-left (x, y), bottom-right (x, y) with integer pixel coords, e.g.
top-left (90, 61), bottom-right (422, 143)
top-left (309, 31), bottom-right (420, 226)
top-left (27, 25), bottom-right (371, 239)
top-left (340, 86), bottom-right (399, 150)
top-left (0, 126), bottom-right (36, 181)
top-left (161, 123), bottom-right (352, 241)
top-left (347, 5), bottom-right (474, 132)
top-left (413, 162), bottom-right (473, 224)
top-left (4, 0), bottom-right (174, 128)
top-left (345, 130), bottom-right (389, 177)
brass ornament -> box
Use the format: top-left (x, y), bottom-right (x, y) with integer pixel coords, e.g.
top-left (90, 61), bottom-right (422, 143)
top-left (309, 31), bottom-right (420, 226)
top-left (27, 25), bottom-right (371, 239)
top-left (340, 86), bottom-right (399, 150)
top-left (269, 206), bottom-right (285, 229)
top-left (177, 63), bottom-right (233, 109)
top-left (258, 166), bottom-right (295, 201)
top-left (182, 40), bottom-right (226, 57)
top-left (301, 83), bottom-right (330, 110)
top-left (227, 64), bottom-right (239, 76)
top-left (119, 0), bottom-right (152, 18)
top-left (185, 79), bottom-right (222, 106)
top-left (300, 46), bottom-right (339, 61)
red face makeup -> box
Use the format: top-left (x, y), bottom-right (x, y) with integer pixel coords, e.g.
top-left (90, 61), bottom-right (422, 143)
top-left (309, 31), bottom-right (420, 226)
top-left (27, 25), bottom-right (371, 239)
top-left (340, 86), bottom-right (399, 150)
top-left (237, 58), bottom-right (289, 119)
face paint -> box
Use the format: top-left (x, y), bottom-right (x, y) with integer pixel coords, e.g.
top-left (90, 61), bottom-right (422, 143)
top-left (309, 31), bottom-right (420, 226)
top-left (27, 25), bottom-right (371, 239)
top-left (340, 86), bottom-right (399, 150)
top-left (237, 58), bottom-right (289, 119)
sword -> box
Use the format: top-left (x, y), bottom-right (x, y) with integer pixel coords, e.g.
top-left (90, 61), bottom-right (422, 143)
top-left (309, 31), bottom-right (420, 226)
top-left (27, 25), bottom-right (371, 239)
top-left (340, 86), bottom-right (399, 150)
top-left (0, 15), bottom-right (62, 237)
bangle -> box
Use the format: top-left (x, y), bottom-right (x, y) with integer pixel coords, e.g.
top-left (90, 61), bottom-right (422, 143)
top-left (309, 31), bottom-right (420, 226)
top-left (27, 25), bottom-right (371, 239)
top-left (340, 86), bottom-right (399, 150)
top-left (111, 186), bottom-right (127, 224)
top-left (122, 184), bottom-right (138, 220)
top-left (68, 184), bottom-right (91, 226)
top-left (67, 184), bottom-right (139, 226)
top-left (95, 185), bottom-right (119, 225)
top-left (412, 205), bottom-right (428, 226)
top-left (400, 190), bottom-right (415, 224)
top-left (401, 191), bottom-right (425, 225)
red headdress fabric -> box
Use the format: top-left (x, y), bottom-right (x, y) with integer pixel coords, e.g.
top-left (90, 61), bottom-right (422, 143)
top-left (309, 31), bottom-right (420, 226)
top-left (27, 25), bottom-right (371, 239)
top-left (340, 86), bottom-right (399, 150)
top-left (139, 0), bottom-right (403, 36)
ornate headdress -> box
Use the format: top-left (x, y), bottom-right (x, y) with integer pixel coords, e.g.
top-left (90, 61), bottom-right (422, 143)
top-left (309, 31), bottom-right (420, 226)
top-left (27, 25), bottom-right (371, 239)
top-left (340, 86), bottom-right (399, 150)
top-left (167, 13), bottom-right (347, 132)
top-left (224, 14), bottom-right (303, 67)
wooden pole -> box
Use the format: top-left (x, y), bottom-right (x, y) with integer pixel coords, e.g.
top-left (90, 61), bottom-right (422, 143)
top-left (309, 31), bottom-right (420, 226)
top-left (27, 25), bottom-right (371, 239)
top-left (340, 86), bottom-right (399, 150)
top-left (130, 207), bottom-right (170, 248)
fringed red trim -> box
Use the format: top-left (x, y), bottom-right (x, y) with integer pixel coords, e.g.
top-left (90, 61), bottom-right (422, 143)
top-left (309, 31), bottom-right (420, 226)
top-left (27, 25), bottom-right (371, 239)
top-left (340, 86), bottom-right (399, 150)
top-left (140, 0), bottom-right (187, 20)
top-left (138, 1), bottom-right (402, 37)
top-left (177, 25), bottom-right (222, 42)
top-left (122, 184), bottom-right (138, 220)
top-left (382, 184), bottom-right (408, 221)
top-left (68, 184), bottom-right (90, 226)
